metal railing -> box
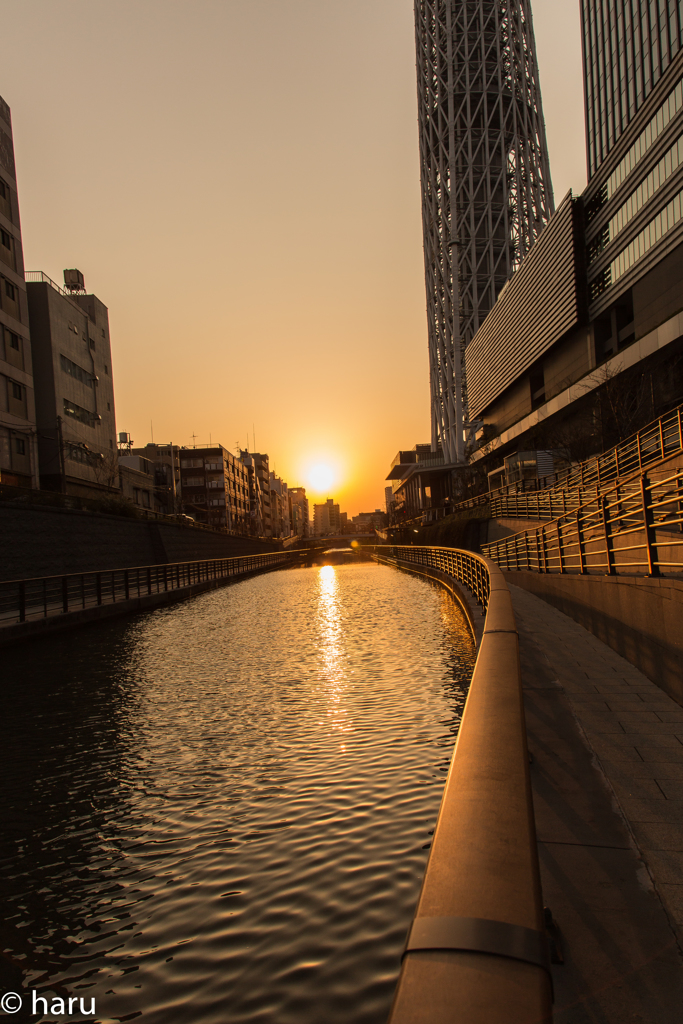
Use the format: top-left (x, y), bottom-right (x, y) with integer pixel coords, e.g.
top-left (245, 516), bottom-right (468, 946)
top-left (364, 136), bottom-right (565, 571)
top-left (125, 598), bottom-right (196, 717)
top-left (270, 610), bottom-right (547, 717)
top-left (453, 402), bottom-right (683, 513)
top-left (483, 459), bottom-right (683, 576)
top-left (374, 544), bottom-right (491, 610)
top-left (371, 545), bottom-right (552, 1024)
top-left (0, 551), bottom-right (301, 629)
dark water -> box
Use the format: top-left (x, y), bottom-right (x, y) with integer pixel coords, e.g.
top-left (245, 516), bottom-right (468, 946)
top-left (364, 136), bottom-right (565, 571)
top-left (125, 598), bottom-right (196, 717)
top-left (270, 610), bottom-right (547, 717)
top-left (1, 561), bottom-right (476, 1024)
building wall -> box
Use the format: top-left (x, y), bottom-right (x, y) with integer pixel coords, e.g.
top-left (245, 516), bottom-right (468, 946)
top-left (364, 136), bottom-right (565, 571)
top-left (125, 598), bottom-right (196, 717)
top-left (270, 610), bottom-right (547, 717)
top-left (0, 94), bottom-right (38, 489)
top-left (465, 196), bottom-right (583, 422)
top-left (27, 278), bottom-right (117, 497)
top-left (132, 442), bottom-right (181, 514)
top-left (632, 239), bottom-right (683, 337)
top-left (119, 457), bottom-right (154, 510)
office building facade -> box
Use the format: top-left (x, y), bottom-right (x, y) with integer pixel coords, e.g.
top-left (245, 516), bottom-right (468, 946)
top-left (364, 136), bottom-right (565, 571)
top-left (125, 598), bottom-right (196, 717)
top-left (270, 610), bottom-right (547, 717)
top-left (582, 0), bottom-right (683, 177)
top-left (465, 6), bottom-right (683, 482)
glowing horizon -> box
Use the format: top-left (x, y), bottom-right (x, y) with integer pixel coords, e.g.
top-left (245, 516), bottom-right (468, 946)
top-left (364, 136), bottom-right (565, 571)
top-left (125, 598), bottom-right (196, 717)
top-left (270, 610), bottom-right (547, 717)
top-left (2, 0), bottom-right (586, 518)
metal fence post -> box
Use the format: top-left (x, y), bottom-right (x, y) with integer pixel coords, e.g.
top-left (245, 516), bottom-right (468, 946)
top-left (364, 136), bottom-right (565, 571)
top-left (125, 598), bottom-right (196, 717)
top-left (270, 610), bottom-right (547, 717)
top-left (576, 509), bottom-right (586, 574)
top-left (601, 496), bottom-right (615, 575)
top-left (640, 473), bottom-right (660, 577)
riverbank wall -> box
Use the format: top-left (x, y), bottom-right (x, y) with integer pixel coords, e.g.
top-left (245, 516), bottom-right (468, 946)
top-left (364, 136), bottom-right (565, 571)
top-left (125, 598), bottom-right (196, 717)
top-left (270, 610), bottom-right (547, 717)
top-left (0, 502), bottom-right (280, 581)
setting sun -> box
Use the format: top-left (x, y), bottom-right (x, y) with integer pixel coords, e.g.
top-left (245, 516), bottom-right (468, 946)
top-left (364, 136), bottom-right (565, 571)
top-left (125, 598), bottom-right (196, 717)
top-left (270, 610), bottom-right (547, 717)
top-left (308, 463), bottom-right (335, 493)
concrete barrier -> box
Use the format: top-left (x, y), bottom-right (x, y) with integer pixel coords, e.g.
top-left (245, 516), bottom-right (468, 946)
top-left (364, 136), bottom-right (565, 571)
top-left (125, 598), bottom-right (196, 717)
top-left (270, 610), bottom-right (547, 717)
top-left (373, 546), bottom-right (552, 1024)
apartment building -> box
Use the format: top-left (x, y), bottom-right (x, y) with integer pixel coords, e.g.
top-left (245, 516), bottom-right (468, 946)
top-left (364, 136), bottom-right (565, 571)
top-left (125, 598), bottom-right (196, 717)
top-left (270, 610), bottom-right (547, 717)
top-left (131, 441), bottom-right (181, 515)
top-left (269, 472), bottom-right (291, 539)
top-left (313, 498), bottom-right (341, 537)
top-left (0, 94), bottom-right (38, 489)
top-left (239, 450), bottom-right (272, 537)
top-left (26, 270), bottom-right (118, 498)
top-left (118, 454), bottom-right (154, 511)
top-left (180, 445), bottom-right (250, 532)
top-left (289, 486), bottom-right (310, 537)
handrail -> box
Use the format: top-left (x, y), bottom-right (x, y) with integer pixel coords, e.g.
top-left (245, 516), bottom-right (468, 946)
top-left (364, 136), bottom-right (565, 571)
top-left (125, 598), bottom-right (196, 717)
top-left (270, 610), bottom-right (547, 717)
top-left (371, 545), bottom-right (552, 1024)
top-left (452, 401), bottom-right (683, 512)
top-left (0, 551), bottom-right (303, 628)
top-left (482, 454), bottom-right (683, 577)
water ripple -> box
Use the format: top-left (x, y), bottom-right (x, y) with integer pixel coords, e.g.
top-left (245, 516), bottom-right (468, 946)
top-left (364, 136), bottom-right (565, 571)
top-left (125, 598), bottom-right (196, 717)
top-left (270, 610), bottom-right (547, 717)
top-left (0, 561), bottom-right (475, 1024)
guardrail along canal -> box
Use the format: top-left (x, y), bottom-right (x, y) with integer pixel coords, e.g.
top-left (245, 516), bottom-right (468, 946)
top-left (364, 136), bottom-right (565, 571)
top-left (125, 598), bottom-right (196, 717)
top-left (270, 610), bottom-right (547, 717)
top-left (1, 560), bottom-right (476, 1024)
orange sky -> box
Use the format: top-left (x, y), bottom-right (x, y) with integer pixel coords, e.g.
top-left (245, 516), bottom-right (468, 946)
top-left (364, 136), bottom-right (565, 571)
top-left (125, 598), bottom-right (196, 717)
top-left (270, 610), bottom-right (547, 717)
top-left (1, 0), bottom-right (586, 516)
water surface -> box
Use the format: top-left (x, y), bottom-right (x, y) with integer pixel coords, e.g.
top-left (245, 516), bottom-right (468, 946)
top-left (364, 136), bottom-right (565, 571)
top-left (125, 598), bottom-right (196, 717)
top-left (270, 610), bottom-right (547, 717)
top-left (1, 561), bottom-right (476, 1024)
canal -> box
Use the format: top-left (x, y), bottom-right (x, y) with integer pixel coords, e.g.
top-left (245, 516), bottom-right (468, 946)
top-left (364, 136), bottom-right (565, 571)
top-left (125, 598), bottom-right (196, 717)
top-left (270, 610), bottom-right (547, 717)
top-left (1, 560), bottom-right (476, 1024)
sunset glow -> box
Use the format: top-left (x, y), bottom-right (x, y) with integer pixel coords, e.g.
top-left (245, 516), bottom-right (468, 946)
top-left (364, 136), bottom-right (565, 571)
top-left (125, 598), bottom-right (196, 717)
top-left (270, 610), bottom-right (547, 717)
top-left (307, 463), bottom-right (336, 495)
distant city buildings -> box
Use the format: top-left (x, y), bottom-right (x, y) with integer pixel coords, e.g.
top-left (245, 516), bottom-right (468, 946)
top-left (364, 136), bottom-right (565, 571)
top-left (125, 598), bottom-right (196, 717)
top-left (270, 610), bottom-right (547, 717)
top-left (1, 91), bottom-right (385, 538)
top-left (352, 509), bottom-right (387, 532)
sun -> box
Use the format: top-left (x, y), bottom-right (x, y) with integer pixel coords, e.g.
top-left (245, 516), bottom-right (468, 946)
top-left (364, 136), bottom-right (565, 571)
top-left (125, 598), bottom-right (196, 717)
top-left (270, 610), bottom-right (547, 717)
top-left (308, 463), bottom-right (335, 493)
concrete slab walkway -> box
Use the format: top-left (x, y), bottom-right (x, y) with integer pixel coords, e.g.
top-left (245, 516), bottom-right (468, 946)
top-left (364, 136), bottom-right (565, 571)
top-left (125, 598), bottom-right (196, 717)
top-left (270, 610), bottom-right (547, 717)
top-left (510, 583), bottom-right (683, 1022)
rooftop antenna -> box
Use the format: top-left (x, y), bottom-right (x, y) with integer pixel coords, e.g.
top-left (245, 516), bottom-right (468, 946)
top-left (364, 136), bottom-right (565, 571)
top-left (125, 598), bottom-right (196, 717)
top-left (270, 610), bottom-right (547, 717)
top-left (191, 432), bottom-right (198, 448)
top-left (151, 419), bottom-right (154, 443)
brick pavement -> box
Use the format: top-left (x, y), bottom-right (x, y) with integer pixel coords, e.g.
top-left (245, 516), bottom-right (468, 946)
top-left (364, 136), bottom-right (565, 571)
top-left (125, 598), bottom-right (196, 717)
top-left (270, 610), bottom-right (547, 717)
top-left (510, 583), bottom-right (683, 1023)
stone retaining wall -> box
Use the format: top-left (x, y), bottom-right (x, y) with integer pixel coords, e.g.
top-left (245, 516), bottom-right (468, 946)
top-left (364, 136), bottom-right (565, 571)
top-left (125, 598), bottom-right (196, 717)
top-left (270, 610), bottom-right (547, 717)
top-left (0, 503), bottom-right (279, 581)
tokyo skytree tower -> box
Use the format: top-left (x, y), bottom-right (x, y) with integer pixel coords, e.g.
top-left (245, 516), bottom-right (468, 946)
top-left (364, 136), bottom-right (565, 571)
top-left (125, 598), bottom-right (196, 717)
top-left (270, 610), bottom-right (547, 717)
top-left (415, 0), bottom-right (554, 463)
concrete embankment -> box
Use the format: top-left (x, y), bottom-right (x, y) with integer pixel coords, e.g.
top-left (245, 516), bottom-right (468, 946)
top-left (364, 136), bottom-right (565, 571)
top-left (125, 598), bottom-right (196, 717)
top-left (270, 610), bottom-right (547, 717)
top-left (0, 501), bottom-right (279, 581)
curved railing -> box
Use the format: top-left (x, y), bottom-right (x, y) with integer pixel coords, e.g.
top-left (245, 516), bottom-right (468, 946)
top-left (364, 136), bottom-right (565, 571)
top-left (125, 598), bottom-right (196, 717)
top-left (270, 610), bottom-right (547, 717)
top-left (371, 546), bottom-right (552, 1024)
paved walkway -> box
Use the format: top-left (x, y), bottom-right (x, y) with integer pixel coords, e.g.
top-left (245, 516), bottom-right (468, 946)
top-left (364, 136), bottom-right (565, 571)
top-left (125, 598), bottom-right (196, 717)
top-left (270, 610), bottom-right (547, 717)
top-left (510, 584), bottom-right (683, 1023)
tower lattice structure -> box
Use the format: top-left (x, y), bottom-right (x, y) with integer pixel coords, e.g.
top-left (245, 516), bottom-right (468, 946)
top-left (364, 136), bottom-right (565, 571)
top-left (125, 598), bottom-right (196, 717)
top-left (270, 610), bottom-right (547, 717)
top-left (415, 0), bottom-right (554, 463)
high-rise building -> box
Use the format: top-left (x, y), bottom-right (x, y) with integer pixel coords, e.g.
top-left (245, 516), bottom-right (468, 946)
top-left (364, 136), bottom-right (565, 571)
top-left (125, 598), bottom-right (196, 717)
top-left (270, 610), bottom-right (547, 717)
top-left (0, 94), bottom-right (38, 489)
top-left (414, 0), bottom-right (554, 463)
top-left (582, 0), bottom-right (683, 178)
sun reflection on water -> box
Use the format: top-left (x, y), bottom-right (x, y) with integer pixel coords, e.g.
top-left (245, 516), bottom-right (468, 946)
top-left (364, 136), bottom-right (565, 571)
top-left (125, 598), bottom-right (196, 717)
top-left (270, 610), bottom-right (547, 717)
top-left (316, 564), bottom-right (352, 750)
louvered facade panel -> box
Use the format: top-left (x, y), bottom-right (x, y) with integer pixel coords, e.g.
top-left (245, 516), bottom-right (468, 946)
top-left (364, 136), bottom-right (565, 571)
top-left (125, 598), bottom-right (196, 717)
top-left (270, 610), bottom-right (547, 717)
top-left (465, 194), bottom-right (581, 419)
